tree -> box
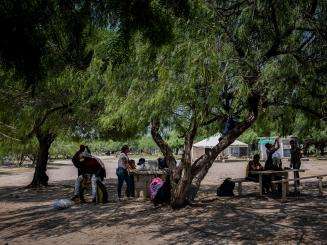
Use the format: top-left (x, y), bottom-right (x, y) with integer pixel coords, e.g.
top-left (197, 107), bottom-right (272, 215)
top-left (0, 0), bottom-right (189, 88)
top-left (0, 60), bottom-right (106, 187)
top-left (292, 113), bottom-right (327, 156)
top-left (0, 0), bottom-right (191, 187)
top-left (101, 0), bottom-right (326, 208)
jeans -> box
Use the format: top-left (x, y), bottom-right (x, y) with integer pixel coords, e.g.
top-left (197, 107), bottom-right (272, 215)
top-left (74, 174), bottom-right (99, 199)
top-left (116, 167), bottom-right (131, 198)
top-left (293, 162), bottom-right (301, 187)
top-left (129, 174), bottom-right (135, 197)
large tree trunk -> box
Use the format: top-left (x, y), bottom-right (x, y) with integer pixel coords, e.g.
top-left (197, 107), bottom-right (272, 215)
top-left (29, 130), bottom-right (55, 187)
top-left (170, 135), bottom-right (194, 208)
top-left (151, 118), bottom-right (197, 208)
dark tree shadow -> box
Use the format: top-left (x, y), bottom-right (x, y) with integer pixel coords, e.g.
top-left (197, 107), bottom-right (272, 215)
top-left (0, 179), bottom-right (326, 244)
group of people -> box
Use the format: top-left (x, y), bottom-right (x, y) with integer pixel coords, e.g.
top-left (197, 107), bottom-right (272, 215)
top-left (70, 137), bottom-right (302, 202)
top-left (71, 144), bottom-right (168, 203)
top-left (71, 144), bottom-right (135, 202)
top-left (245, 137), bottom-right (302, 194)
top-left (116, 145), bottom-right (168, 201)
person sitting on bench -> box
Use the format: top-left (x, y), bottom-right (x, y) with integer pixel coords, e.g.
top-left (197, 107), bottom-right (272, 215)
top-left (246, 154), bottom-right (271, 194)
top-left (246, 154), bottom-right (263, 182)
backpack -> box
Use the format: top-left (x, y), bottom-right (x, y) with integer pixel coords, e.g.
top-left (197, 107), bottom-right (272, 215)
top-left (149, 177), bottom-right (164, 200)
top-left (96, 180), bottom-right (108, 204)
top-left (158, 158), bottom-right (168, 169)
top-left (217, 178), bottom-right (235, 196)
top-left (153, 176), bottom-right (171, 205)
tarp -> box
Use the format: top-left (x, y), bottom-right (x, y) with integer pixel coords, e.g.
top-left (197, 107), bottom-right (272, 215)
top-left (193, 134), bottom-right (248, 148)
top-left (258, 137), bottom-right (275, 145)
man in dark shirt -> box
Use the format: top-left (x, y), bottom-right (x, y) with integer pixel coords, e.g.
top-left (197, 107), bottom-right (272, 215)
top-left (290, 140), bottom-right (302, 188)
top-left (72, 145), bottom-right (106, 202)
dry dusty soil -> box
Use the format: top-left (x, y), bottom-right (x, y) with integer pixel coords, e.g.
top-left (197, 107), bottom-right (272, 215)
top-left (0, 156), bottom-right (326, 245)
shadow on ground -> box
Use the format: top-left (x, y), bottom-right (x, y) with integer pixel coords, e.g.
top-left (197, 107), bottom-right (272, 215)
top-left (0, 180), bottom-right (326, 244)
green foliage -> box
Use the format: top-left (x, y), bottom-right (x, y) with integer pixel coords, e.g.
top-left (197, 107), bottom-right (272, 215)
top-left (0, 0), bottom-right (189, 87)
top-left (137, 136), bottom-right (158, 151)
top-left (239, 129), bottom-right (259, 145)
top-left (0, 138), bottom-right (38, 165)
top-left (49, 139), bottom-right (79, 159)
top-left (100, 0), bottom-right (326, 158)
top-left (0, 0), bottom-right (94, 88)
top-left (167, 131), bottom-right (184, 151)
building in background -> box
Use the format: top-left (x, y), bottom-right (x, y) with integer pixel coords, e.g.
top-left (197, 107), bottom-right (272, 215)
top-left (192, 134), bottom-right (249, 161)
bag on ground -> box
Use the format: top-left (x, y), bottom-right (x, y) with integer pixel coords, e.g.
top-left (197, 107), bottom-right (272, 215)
top-left (96, 180), bottom-right (108, 203)
top-left (217, 178), bottom-right (235, 197)
top-left (53, 199), bottom-right (74, 210)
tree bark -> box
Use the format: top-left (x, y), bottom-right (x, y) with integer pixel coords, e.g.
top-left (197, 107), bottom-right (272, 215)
top-left (170, 118), bottom-right (197, 208)
top-left (29, 130), bottom-right (55, 187)
top-left (150, 118), bottom-right (197, 208)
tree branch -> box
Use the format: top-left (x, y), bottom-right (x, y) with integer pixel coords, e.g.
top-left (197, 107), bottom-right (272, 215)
top-left (268, 101), bottom-right (325, 119)
top-left (0, 131), bottom-right (21, 141)
top-left (26, 104), bottom-right (69, 139)
top-left (200, 114), bottom-right (225, 127)
top-left (306, 0), bottom-right (318, 18)
top-left (150, 118), bottom-right (177, 169)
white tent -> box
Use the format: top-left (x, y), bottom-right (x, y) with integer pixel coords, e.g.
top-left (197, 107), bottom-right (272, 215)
top-left (192, 134), bottom-right (249, 160)
top-left (193, 134), bottom-right (248, 148)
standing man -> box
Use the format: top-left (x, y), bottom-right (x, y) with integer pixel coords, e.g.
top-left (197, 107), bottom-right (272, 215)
top-left (290, 140), bottom-right (302, 189)
top-left (116, 145), bottom-right (132, 199)
top-left (264, 137), bottom-right (280, 170)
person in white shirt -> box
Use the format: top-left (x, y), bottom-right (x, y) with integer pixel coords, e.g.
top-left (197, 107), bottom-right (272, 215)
top-left (116, 145), bottom-right (132, 198)
top-left (272, 151), bottom-right (282, 170)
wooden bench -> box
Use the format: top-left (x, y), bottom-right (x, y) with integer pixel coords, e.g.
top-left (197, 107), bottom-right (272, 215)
top-left (231, 178), bottom-right (253, 196)
top-left (271, 174), bottom-right (327, 201)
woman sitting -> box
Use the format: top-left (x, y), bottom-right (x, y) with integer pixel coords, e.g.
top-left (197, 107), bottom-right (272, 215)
top-left (246, 154), bottom-right (263, 182)
top-left (246, 154), bottom-right (272, 194)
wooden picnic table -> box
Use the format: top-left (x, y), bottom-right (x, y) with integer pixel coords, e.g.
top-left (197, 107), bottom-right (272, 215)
top-left (249, 169), bottom-right (306, 196)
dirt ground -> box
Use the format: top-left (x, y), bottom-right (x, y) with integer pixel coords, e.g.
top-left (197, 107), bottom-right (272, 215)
top-left (0, 156), bottom-right (326, 245)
